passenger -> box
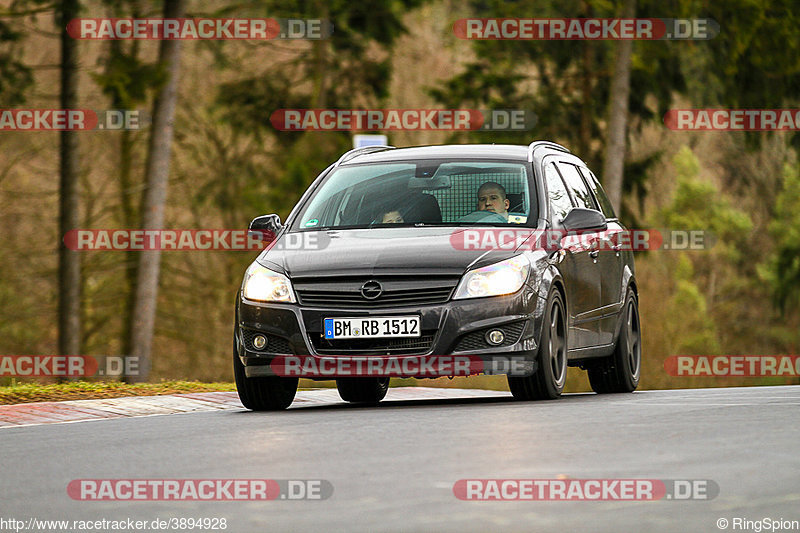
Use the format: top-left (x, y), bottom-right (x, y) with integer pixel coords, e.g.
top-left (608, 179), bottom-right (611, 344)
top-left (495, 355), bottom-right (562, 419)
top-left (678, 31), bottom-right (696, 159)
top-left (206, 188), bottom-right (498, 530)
top-left (379, 209), bottom-right (404, 224)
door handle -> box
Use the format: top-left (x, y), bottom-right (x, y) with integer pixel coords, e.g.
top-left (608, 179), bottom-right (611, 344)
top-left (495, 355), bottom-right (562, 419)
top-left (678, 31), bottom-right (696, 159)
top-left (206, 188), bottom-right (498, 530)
top-left (589, 250), bottom-right (599, 259)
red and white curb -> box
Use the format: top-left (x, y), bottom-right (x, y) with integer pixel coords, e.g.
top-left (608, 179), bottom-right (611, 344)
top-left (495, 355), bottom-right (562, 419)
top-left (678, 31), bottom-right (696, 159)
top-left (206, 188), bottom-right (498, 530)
top-left (0, 387), bottom-right (510, 428)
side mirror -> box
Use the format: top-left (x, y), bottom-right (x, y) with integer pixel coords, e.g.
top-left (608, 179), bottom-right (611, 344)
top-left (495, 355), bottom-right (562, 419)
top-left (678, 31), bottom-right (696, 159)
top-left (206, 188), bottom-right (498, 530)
top-left (248, 214), bottom-right (282, 245)
top-left (249, 214), bottom-right (282, 233)
top-left (562, 208), bottom-right (607, 232)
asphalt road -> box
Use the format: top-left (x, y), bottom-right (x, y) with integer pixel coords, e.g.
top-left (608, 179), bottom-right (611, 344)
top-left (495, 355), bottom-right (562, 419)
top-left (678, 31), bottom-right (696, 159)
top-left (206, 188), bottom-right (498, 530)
top-left (1, 385), bottom-right (798, 533)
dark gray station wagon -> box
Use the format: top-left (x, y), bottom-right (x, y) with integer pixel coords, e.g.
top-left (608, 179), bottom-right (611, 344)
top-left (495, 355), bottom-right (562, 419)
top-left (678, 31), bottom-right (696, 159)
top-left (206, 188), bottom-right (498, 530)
top-left (234, 142), bottom-right (641, 410)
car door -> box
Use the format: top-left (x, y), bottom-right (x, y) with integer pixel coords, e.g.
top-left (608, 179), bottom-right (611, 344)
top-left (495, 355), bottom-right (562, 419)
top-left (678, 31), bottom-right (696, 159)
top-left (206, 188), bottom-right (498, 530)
top-left (543, 159), bottom-right (600, 350)
top-left (579, 166), bottom-right (625, 346)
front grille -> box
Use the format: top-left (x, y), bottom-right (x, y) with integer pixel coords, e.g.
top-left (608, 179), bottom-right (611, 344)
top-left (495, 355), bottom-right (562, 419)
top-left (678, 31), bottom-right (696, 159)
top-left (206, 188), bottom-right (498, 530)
top-left (310, 334), bottom-right (436, 355)
top-left (294, 276), bottom-right (459, 309)
top-left (241, 329), bottom-right (292, 355)
top-left (452, 321), bottom-right (527, 352)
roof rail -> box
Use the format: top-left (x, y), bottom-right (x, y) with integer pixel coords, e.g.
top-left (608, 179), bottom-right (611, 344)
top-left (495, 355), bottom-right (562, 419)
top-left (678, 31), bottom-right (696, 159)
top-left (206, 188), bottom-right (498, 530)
top-left (527, 140), bottom-right (570, 162)
top-left (336, 145), bottom-right (396, 166)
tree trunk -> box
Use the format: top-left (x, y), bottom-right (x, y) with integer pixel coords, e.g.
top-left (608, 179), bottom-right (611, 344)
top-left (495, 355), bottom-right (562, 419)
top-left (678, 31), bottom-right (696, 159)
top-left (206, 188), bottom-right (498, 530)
top-left (58, 0), bottom-right (81, 363)
top-left (580, 40), bottom-right (593, 159)
top-left (577, 0), bottom-right (596, 160)
top-left (108, 36), bottom-right (143, 381)
top-left (128, 0), bottom-right (185, 382)
top-left (602, 0), bottom-right (637, 212)
top-left (120, 126), bottom-right (138, 382)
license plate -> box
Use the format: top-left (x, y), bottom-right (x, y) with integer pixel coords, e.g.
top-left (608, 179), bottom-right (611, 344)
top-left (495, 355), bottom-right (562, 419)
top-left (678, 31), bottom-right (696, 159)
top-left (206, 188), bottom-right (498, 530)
top-left (324, 316), bottom-right (421, 339)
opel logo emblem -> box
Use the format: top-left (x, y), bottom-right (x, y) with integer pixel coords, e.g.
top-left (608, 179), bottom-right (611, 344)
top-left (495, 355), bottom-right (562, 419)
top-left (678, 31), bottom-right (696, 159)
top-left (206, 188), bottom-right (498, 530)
top-left (360, 280), bottom-right (383, 300)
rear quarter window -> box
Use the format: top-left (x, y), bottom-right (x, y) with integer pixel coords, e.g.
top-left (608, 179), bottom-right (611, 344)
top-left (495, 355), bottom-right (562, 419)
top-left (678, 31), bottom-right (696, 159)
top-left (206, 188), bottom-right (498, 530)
top-left (579, 167), bottom-right (617, 219)
top-left (556, 162), bottom-right (598, 211)
top-left (545, 162), bottom-right (573, 222)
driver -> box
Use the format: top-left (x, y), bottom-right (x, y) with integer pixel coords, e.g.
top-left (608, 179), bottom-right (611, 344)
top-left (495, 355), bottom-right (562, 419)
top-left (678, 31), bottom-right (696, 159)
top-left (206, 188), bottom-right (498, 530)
top-left (477, 182), bottom-right (509, 221)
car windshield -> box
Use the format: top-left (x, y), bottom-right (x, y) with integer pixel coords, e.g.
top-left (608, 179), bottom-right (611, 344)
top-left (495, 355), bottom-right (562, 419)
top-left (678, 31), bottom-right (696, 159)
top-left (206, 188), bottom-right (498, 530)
top-left (293, 159), bottom-right (535, 230)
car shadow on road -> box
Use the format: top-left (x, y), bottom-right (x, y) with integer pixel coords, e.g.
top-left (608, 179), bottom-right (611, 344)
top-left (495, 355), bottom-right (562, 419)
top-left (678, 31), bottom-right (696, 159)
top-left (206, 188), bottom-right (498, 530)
top-left (229, 391), bottom-right (598, 415)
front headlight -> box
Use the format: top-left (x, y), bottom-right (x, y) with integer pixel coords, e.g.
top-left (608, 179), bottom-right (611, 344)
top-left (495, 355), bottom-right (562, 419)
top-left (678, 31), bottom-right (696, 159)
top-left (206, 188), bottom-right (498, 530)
top-left (241, 263), bottom-right (296, 303)
top-left (453, 255), bottom-right (531, 299)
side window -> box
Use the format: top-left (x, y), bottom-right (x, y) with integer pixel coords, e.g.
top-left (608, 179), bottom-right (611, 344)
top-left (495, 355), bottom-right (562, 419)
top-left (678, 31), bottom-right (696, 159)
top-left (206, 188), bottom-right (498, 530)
top-left (557, 162), bottom-right (598, 210)
top-left (580, 167), bottom-right (617, 219)
top-left (545, 162), bottom-right (573, 222)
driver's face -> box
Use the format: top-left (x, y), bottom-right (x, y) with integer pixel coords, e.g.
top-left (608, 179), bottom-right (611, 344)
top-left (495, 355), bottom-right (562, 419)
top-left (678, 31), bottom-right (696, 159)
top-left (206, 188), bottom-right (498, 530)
top-left (477, 187), bottom-right (509, 218)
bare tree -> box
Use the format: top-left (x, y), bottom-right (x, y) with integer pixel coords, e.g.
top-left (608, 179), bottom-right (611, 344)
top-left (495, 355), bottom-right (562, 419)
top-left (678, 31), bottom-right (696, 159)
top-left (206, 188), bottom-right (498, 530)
top-left (95, 0), bottom-right (148, 369)
top-left (59, 0), bottom-right (81, 361)
top-left (602, 0), bottom-right (637, 212)
top-left (128, 0), bottom-right (185, 381)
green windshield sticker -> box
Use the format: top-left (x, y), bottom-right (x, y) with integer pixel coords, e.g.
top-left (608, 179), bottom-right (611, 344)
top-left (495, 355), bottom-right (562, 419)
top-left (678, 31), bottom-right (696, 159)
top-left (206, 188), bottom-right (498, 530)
top-left (305, 219), bottom-right (319, 227)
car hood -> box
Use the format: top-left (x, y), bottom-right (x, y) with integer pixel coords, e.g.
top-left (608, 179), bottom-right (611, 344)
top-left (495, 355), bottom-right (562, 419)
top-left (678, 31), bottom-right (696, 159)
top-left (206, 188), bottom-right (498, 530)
top-left (257, 227), bottom-right (524, 278)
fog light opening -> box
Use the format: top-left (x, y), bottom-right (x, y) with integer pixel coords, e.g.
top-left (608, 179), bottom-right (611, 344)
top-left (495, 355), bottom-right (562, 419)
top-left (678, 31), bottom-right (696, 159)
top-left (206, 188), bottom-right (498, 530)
top-left (253, 335), bottom-right (268, 350)
top-left (485, 329), bottom-right (505, 346)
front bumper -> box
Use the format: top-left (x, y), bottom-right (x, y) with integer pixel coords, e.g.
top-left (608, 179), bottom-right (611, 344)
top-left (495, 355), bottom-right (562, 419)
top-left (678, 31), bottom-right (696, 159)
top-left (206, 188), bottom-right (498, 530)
top-left (236, 285), bottom-right (547, 378)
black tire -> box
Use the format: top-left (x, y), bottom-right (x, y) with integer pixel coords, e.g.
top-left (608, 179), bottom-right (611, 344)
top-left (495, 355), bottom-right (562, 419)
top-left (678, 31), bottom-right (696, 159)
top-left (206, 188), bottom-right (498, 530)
top-left (507, 290), bottom-right (568, 400)
top-left (233, 331), bottom-right (298, 410)
top-left (336, 377), bottom-right (390, 404)
top-left (587, 289), bottom-right (641, 393)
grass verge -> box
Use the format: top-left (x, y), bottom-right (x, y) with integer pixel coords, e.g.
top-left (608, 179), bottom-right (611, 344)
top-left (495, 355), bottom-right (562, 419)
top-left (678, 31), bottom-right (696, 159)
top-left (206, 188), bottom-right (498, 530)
top-left (0, 380), bottom-right (237, 405)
